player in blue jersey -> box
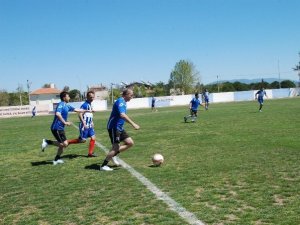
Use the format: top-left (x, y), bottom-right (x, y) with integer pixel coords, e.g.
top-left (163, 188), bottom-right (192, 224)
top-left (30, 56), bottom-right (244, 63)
top-left (100, 89), bottom-right (140, 171)
top-left (255, 88), bottom-right (268, 112)
top-left (184, 93), bottom-right (205, 123)
top-left (78, 91), bottom-right (98, 157)
top-left (41, 91), bottom-right (91, 165)
top-left (202, 89), bottom-right (209, 110)
top-left (151, 96), bottom-right (157, 112)
top-left (31, 106), bottom-right (36, 118)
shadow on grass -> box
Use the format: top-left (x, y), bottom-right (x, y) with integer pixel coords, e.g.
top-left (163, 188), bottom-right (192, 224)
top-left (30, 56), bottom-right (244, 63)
top-left (31, 154), bottom-right (86, 166)
top-left (31, 161), bottom-right (53, 166)
top-left (148, 164), bottom-right (162, 168)
top-left (84, 164), bottom-right (122, 171)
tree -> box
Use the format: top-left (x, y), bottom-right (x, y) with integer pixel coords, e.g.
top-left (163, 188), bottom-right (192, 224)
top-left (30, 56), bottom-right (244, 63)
top-left (280, 80), bottom-right (296, 88)
top-left (169, 60), bottom-right (200, 94)
top-left (221, 82), bottom-right (235, 92)
top-left (153, 81), bottom-right (168, 96)
top-left (63, 86), bottom-right (70, 92)
top-left (69, 89), bottom-right (81, 102)
top-left (43, 84), bottom-right (51, 88)
top-left (232, 82), bottom-right (248, 91)
top-left (270, 81), bottom-right (280, 89)
top-left (0, 91), bottom-right (9, 106)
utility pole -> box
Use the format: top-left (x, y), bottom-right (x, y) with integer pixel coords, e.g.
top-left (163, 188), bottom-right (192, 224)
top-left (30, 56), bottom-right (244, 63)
top-left (110, 83), bottom-right (115, 104)
top-left (293, 52), bottom-right (300, 95)
top-left (277, 60), bottom-right (281, 89)
top-left (27, 79), bottom-right (32, 105)
top-left (217, 75), bottom-right (220, 93)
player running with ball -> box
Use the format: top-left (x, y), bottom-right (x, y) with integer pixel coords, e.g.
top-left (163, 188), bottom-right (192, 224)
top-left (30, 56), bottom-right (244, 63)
top-left (184, 92), bottom-right (205, 123)
top-left (100, 89), bottom-right (140, 171)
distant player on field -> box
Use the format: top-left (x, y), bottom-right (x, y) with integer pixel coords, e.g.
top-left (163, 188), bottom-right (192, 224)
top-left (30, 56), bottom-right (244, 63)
top-left (255, 88), bottom-right (268, 112)
top-left (151, 96), bottom-right (157, 112)
top-left (31, 106), bottom-right (36, 118)
top-left (202, 89), bottom-right (209, 110)
top-left (184, 92), bottom-right (205, 122)
top-left (41, 91), bottom-right (92, 165)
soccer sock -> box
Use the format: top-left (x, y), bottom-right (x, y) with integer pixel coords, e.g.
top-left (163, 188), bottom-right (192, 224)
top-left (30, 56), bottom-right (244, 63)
top-left (46, 140), bottom-right (54, 145)
top-left (114, 150), bottom-right (120, 157)
top-left (68, 139), bottom-right (80, 144)
top-left (101, 159), bottom-right (109, 167)
top-left (88, 139), bottom-right (95, 155)
top-left (54, 155), bottom-right (61, 161)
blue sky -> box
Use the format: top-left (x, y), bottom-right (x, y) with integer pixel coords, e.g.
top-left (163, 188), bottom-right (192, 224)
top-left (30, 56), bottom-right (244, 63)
top-left (1, 0), bottom-right (299, 92)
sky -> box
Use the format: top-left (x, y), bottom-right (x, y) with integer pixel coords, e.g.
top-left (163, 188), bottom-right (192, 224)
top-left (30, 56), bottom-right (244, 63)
top-left (1, 0), bottom-right (300, 93)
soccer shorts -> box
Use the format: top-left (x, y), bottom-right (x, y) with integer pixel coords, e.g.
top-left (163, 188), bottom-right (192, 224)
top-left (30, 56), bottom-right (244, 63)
top-left (79, 127), bottom-right (95, 141)
top-left (108, 128), bottom-right (129, 144)
top-left (190, 109), bottom-right (198, 117)
top-left (51, 129), bottom-right (67, 143)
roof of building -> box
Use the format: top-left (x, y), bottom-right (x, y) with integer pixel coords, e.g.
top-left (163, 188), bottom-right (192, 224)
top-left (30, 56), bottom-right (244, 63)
top-left (30, 88), bottom-right (61, 95)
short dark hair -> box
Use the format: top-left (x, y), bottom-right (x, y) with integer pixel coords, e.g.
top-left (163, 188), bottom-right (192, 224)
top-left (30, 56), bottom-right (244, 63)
top-left (60, 91), bottom-right (69, 100)
top-left (122, 89), bottom-right (132, 96)
top-left (195, 92), bottom-right (199, 97)
top-left (86, 90), bottom-right (95, 97)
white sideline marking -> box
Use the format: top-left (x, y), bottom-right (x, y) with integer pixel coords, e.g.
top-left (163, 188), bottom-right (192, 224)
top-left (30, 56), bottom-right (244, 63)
top-left (96, 141), bottom-right (205, 225)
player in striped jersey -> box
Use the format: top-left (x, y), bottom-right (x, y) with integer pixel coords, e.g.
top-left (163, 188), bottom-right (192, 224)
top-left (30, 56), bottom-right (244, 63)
top-left (255, 88), bottom-right (268, 112)
top-left (78, 91), bottom-right (97, 157)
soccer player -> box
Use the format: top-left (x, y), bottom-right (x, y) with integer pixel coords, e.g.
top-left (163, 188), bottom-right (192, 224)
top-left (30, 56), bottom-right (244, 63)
top-left (202, 89), bottom-right (209, 110)
top-left (255, 88), bottom-right (268, 112)
top-left (100, 89), bottom-right (140, 171)
top-left (151, 96), bottom-right (157, 112)
top-left (184, 92), bottom-right (205, 123)
top-left (31, 106), bottom-right (36, 118)
top-left (78, 91), bottom-right (97, 157)
top-left (41, 91), bottom-right (91, 165)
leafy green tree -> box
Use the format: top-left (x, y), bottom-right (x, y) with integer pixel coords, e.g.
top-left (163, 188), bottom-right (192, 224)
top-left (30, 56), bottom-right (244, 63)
top-left (63, 86), bottom-right (70, 92)
top-left (153, 82), bottom-right (168, 96)
top-left (270, 81), bottom-right (280, 89)
top-left (232, 82), bottom-right (249, 91)
top-left (43, 84), bottom-right (51, 88)
top-left (169, 60), bottom-right (200, 94)
top-left (280, 80), bottom-right (296, 88)
top-left (69, 89), bottom-right (81, 102)
top-left (0, 91), bottom-right (9, 106)
top-left (221, 82), bottom-right (235, 92)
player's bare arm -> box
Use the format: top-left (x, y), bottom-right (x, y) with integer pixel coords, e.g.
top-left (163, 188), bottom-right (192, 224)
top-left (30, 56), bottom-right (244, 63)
top-left (120, 113), bottom-right (140, 130)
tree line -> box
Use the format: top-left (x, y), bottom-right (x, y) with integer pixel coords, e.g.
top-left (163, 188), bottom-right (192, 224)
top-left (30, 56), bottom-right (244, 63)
top-left (0, 60), bottom-right (297, 106)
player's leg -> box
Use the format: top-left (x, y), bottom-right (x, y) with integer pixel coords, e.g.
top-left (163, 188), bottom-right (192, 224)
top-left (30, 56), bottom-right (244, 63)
top-left (184, 109), bottom-right (193, 122)
top-left (42, 130), bottom-right (64, 151)
top-left (100, 129), bottom-right (120, 171)
top-left (88, 134), bottom-right (96, 157)
top-left (53, 131), bottom-right (68, 165)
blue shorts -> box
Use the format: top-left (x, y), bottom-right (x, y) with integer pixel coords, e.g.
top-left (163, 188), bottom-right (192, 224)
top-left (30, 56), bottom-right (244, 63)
top-left (79, 127), bottom-right (95, 141)
top-left (258, 98), bottom-right (264, 104)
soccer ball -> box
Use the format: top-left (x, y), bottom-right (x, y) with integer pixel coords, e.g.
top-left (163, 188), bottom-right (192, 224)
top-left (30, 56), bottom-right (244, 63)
top-left (152, 153), bottom-right (164, 166)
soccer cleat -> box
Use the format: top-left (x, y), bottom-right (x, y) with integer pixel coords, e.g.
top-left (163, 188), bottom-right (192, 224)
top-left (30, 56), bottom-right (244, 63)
top-left (53, 159), bottom-right (64, 165)
top-left (112, 156), bottom-right (120, 166)
top-left (41, 139), bottom-right (48, 152)
top-left (87, 153), bottom-right (98, 157)
top-left (259, 110), bottom-right (262, 112)
top-left (100, 165), bottom-right (113, 171)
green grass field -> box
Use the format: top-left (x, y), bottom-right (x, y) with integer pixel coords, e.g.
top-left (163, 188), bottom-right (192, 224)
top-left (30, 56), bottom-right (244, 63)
top-left (0, 98), bottom-right (299, 225)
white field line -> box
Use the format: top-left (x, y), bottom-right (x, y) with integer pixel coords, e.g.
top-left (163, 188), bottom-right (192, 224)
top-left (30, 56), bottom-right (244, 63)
top-left (71, 123), bottom-right (205, 225)
top-left (96, 142), bottom-right (205, 225)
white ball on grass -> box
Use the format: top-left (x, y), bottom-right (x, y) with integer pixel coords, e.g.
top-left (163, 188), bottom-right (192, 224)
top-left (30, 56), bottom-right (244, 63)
top-left (152, 153), bottom-right (164, 166)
